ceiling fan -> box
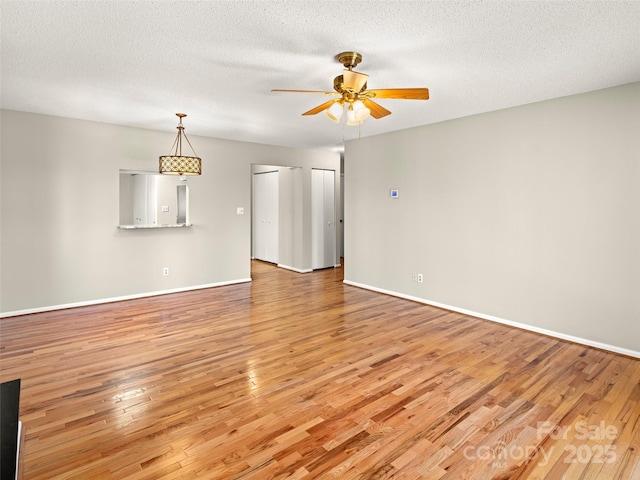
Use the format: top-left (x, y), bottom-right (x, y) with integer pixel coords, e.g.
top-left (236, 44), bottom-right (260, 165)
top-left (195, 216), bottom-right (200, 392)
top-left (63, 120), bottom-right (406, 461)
top-left (272, 51), bottom-right (429, 125)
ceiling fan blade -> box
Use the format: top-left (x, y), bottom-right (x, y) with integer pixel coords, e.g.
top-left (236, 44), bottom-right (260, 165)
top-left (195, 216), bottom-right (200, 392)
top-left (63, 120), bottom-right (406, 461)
top-left (365, 88), bottom-right (430, 100)
top-left (361, 98), bottom-right (392, 119)
top-left (302, 99), bottom-right (340, 116)
top-left (343, 70), bottom-right (368, 92)
top-left (272, 89), bottom-right (337, 95)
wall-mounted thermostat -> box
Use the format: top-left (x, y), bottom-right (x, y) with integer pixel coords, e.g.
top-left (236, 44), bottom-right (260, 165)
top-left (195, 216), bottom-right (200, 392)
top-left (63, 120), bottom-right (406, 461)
top-left (390, 189), bottom-right (399, 199)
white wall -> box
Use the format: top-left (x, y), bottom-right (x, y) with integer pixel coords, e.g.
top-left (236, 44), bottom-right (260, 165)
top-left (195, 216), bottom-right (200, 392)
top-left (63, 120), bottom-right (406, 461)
top-left (155, 175), bottom-right (182, 225)
top-left (344, 82), bottom-right (640, 355)
top-left (0, 110), bottom-right (338, 314)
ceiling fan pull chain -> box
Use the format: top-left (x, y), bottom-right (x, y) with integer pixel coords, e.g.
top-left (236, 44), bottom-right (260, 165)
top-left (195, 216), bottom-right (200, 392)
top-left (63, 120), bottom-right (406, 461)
top-left (342, 109), bottom-right (346, 143)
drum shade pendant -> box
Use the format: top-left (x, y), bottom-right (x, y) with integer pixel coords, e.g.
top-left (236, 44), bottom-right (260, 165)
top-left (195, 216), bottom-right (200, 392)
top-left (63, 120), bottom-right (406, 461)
top-left (159, 113), bottom-right (202, 175)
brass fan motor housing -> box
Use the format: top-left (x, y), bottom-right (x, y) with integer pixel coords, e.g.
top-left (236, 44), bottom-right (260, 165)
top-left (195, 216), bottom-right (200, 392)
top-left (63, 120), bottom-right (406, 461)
top-left (335, 51), bottom-right (362, 70)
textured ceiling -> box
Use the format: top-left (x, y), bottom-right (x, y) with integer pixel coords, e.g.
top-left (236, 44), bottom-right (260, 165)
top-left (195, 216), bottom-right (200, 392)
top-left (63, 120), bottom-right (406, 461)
top-left (1, 1), bottom-right (639, 151)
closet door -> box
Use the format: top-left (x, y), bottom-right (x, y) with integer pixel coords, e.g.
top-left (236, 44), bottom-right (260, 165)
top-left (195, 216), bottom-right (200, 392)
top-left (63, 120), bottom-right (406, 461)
top-left (312, 169), bottom-right (336, 269)
top-left (253, 171), bottom-right (279, 263)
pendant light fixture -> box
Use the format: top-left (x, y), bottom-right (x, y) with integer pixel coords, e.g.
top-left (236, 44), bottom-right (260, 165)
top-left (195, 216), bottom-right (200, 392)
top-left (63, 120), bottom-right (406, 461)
top-left (159, 113), bottom-right (202, 175)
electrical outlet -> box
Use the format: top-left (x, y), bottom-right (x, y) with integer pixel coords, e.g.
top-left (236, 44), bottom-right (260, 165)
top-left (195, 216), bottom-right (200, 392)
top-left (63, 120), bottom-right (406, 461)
top-left (163, 267), bottom-right (169, 276)
top-left (417, 273), bottom-right (423, 283)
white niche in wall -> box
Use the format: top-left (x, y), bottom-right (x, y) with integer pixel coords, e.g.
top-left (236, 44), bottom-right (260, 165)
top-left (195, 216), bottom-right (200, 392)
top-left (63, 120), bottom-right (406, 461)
top-left (118, 170), bottom-right (190, 229)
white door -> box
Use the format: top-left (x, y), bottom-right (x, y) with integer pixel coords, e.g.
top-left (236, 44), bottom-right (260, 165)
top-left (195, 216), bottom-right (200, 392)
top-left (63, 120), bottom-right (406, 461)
top-left (132, 174), bottom-right (157, 225)
top-left (312, 169), bottom-right (336, 269)
top-left (253, 171), bottom-right (279, 263)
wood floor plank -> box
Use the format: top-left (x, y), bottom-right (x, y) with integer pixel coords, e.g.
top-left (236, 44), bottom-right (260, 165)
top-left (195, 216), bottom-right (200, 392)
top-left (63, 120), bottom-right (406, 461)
top-left (1, 260), bottom-right (639, 479)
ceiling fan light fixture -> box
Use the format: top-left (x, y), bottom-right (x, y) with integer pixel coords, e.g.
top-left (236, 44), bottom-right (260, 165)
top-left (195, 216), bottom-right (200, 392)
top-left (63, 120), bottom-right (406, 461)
top-left (159, 113), bottom-right (202, 176)
top-left (351, 100), bottom-right (370, 122)
top-left (325, 101), bottom-right (344, 122)
top-left (272, 51), bottom-right (429, 126)
top-left (346, 105), bottom-right (363, 126)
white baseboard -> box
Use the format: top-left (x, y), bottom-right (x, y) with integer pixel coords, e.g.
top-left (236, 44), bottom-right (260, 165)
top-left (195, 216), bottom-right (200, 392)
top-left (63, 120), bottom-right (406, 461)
top-left (264, 263), bottom-right (341, 273)
top-left (277, 264), bottom-right (313, 274)
top-left (343, 280), bottom-right (640, 359)
top-left (0, 278), bottom-right (252, 318)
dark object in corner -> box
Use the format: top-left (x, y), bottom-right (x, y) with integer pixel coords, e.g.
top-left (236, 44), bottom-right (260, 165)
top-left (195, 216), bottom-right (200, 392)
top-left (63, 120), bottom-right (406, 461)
top-left (1, 378), bottom-right (21, 480)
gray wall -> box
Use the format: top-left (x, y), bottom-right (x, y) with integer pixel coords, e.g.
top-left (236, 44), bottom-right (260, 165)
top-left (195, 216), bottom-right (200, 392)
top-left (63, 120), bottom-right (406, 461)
top-left (344, 82), bottom-right (640, 355)
top-left (1, 110), bottom-right (338, 314)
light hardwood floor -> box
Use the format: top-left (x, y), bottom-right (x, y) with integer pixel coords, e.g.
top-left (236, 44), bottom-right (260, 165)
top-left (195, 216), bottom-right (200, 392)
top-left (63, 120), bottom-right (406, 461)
top-left (1, 260), bottom-right (639, 479)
